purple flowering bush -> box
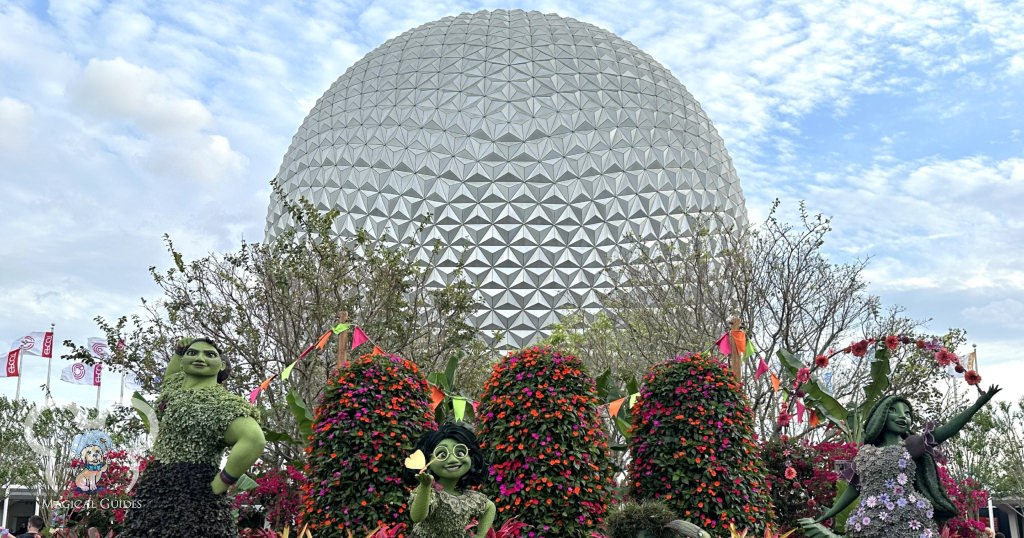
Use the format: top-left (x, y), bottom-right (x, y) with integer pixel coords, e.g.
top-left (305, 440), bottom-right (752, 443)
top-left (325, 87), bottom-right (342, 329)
top-left (299, 353), bottom-right (436, 537)
top-left (628, 352), bottom-right (775, 534)
top-left (476, 345), bottom-right (616, 538)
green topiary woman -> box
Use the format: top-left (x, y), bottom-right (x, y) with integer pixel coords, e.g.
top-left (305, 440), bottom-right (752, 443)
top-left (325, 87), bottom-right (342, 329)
top-left (798, 385), bottom-right (1001, 538)
top-left (122, 337), bottom-right (266, 537)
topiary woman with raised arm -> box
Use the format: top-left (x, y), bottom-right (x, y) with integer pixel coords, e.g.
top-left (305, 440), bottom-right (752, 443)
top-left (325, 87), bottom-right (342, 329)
top-left (122, 337), bottom-right (266, 537)
top-left (798, 385), bottom-right (1000, 538)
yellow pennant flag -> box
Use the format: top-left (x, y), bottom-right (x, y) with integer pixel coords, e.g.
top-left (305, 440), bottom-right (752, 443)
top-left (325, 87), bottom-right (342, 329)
top-left (452, 397), bottom-right (467, 421)
top-left (281, 361), bottom-right (298, 380)
top-left (967, 350), bottom-right (977, 371)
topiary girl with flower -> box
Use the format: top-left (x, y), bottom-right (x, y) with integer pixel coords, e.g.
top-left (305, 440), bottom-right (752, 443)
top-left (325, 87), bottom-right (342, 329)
top-left (798, 385), bottom-right (1000, 538)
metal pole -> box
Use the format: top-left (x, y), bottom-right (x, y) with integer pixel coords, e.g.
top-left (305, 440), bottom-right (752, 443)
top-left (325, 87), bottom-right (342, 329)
top-left (44, 323), bottom-right (54, 397)
top-left (2, 484), bottom-right (10, 529)
top-left (14, 369), bottom-right (21, 401)
top-left (989, 488), bottom-right (996, 532)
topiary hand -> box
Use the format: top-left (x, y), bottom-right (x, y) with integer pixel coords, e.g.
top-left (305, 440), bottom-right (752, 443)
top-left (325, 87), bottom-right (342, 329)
top-left (211, 473), bottom-right (229, 495)
top-left (416, 470), bottom-right (434, 487)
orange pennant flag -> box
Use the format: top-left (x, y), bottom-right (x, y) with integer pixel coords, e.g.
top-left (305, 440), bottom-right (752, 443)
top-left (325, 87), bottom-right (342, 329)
top-left (315, 330), bottom-right (332, 350)
top-left (371, 345), bottom-right (385, 356)
top-left (809, 410), bottom-right (820, 428)
top-left (608, 397), bottom-right (626, 418)
top-left (769, 372), bottom-right (780, 392)
top-left (259, 375), bottom-right (275, 391)
top-left (429, 383), bottom-right (445, 411)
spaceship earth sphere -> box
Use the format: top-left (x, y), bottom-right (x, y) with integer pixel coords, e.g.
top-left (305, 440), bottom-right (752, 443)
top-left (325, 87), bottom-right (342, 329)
top-left (266, 9), bottom-right (749, 347)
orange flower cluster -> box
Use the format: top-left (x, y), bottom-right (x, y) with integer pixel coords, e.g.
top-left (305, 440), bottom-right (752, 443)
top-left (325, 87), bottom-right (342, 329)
top-left (299, 353), bottom-right (436, 537)
top-left (628, 352), bottom-right (776, 534)
top-left (476, 345), bottom-right (615, 538)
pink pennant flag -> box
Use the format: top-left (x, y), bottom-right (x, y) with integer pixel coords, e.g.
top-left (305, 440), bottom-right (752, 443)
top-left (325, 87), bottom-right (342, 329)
top-left (248, 387), bottom-right (262, 404)
top-left (471, 400), bottom-right (479, 413)
top-left (717, 333), bottom-right (730, 355)
top-left (796, 400), bottom-right (806, 423)
top-left (754, 356), bottom-right (769, 379)
top-left (350, 326), bottom-right (368, 349)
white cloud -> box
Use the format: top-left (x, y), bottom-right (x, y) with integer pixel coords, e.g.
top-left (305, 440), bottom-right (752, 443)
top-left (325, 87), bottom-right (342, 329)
top-left (0, 97), bottom-right (35, 151)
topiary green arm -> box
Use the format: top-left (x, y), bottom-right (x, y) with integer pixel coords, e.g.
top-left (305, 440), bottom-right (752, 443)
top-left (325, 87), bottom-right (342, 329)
top-left (211, 416), bottom-right (266, 494)
top-left (163, 338), bottom-right (191, 380)
top-left (410, 472), bottom-right (434, 523)
top-left (474, 500), bottom-right (495, 538)
top-left (931, 385), bottom-right (1000, 445)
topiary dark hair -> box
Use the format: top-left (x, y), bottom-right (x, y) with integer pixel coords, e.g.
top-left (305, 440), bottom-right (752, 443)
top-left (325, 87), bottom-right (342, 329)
top-left (176, 337), bottom-right (231, 384)
top-left (402, 422), bottom-right (487, 489)
top-left (861, 394), bottom-right (958, 522)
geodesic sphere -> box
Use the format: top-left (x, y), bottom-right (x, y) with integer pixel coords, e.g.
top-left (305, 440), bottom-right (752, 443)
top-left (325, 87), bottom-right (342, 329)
top-left (266, 9), bottom-right (748, 347)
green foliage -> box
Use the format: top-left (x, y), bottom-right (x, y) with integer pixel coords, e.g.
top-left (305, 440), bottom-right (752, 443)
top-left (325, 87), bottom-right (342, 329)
top-left (476, 345), bottom-right (616, 538)
top-left (628, 352), bottom-right (775, 534)
top-left (604, 500), bottom-right (677, 538)
top-left (80, 183), bottom-right (479, 467)
top-left (300, 352), bottom-right (436, 536)
top-left (0, 396), bottom-right (38, 487)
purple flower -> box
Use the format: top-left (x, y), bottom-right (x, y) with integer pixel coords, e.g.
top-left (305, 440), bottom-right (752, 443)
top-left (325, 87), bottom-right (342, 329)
top-left (909, 520), bottom-right (921, 530)
top-left (916, 499), bottom-right (927, 509)
top-left (897, 497), bottom-right (908, 507)
top-left (897, 472), bottom-right (908, 485)
top-left (862, 516), bottom-right (871, 526)
top-left (866, 496), bottom-right (877, 508)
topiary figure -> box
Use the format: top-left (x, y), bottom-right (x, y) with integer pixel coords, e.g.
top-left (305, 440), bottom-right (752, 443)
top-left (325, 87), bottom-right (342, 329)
top-left (628, 352), bottom-right (775, 535)
top-left (476, 345), bottom-right (615, 538)
top-left (300, 352), bottom-right (437, 537)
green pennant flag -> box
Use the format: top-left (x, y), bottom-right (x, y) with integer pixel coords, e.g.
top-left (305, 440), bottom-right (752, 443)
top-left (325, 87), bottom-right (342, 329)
top-left (332, 323), bottom-right (353, 334)
top-left (281, 361), bottom-right (298, 380)
top-left (452, 397), bottom-right (467, 421)
top-left (628, 393), bottom-right (639, 408)
top-left (744, 339), bottom-right (756, 359)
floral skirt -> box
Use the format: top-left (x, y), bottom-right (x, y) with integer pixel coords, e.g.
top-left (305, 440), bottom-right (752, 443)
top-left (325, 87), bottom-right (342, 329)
top-left (845, 490), bottom-right (939, 538)
top-left (121, 461), bottom-right (237, 537)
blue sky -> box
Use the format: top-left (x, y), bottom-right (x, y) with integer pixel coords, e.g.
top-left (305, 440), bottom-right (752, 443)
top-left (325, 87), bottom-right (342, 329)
top-left (1, 0), bottom-right (1022, 409)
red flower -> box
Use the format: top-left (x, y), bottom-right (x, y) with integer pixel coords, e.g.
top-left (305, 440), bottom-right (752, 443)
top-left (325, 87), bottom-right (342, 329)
top-left (884, 335), bottom-right (900, 350)
top-left (850, 340), bottom-right (869, 357)
top-left (784, 466), bottom-right (797, 480)
top-left (916, 339), bottom-right (926, 349)
top-left (796, 367), bottom-right (811, 384)
top-left (777, 410), bottom-right (792, 427)
top-left (965, 370), bottom-right (981, 385)
top-left (955, 364), bottom-right (966, 373)
top-left (935, 348), bottom-right (955, 367)
top-left (814, 354), bottom-right (829, 368)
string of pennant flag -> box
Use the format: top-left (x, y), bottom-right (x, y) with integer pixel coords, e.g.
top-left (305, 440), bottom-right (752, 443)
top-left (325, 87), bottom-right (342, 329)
top-left (248, 322), bottom-right (384, 404)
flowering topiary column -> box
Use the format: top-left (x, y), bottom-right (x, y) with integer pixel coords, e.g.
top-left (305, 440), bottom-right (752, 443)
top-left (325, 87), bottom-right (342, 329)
top-left (476, 345), bottom-right (615, 538)
top-left (628, 352), bottom-right (776, 534)
top-left (300, 353), bottom-right (436, 537)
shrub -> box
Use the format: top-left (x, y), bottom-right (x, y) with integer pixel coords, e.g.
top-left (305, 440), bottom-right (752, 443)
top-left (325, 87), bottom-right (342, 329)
top-left (761, 439), bottom-right (858, 536)
top-left (477, 345), bottom-right (615, 537)
top-left (628, 352), bottom-right (775, 534)
top-left (937, 466), bottom-right (989, 537)
top-left (300, 353), bottom-right (436, 536)
top-left (235, 464), bottom-right (306, 530)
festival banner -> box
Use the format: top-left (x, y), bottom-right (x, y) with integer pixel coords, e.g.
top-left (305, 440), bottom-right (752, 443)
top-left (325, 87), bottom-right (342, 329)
top-left (16, 331), bottom-right (54, 358)
top-left (61, 362), bottom-right (102, 386)
top-left (1, 348), bottom-right (19, 377)
top-left (87, 337), bottom-right (111, 360)
top-left (123, 370), bottom-right (144, 391)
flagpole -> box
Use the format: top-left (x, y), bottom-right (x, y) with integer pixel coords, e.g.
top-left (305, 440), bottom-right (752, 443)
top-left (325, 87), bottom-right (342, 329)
top-left (119, 372), bottom-right (125, 406)
top-left (95, 383), bottom-right (101, 410)
top-left (45, 322), bottom-right (55, 398)
top-left (14, 370), bottom-right (21, 401)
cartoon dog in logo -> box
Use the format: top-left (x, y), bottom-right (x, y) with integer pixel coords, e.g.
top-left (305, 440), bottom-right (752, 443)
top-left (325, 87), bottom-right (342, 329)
top-left (73, 430), bottom-right (112, 493)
